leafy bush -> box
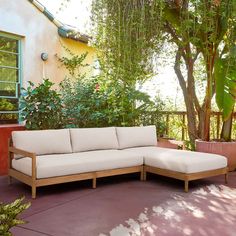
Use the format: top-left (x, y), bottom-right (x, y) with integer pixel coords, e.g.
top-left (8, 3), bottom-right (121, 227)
top-left (20, 79), bottom-right (63, 130)
top-left (60, 77), bottom-right (108, 128)
top-left (58, 48), bottom-right (166, 132)
top-left (60, 75), bottom-right (166, 133)
top-left (0, 197), bottom-right (31, 236)
top-left (97, 77), bottom-right (164, 127)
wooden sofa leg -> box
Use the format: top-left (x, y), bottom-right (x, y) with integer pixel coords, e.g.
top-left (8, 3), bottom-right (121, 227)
top-left (32, 186), bottom-right (36, 199)
top-left (140, 166), bottom-right (144, 181)
top-left (143, 170), bottom-right (147, 181)
top-left (92, 177), bottom-right (97, 189)
top-left (184, 180), bottom-right (189, 193)
top-left (225, 173), bottom-right (228, 184)
top-left (8, 176), bottom-right (12, 185)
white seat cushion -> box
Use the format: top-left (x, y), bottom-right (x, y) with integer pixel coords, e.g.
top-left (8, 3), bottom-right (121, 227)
top-left (70, 127), bottom-right (119, 152)
top-left (124, 147), bottom-right (227, 174)
top-left (116, 126), bottom-right (157, 149)
top-left (12, 129), bottom-right (72, 156)
top-left (12, 150), bottom-right (143, 179)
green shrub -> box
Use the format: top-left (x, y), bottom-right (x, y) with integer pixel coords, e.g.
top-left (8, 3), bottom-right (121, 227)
top-left (60, 75), bottom-right (166, 132)
top-left (20, 79), bottom-right (63, 130)
top-left (0, 197), bottom-right (31, 236)
top-left (60, 77), bottom-right (108, 128)
top-left (58, 47), bottom-right (166, 131)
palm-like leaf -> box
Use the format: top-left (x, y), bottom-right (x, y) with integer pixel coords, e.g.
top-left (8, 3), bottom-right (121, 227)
top-left (215, 47), bottom-right (236, 121)
top-left (0, 197), bottom-right (31, 236)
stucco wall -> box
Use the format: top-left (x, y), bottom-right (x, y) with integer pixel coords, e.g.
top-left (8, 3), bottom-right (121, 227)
top-left (0, 0), bottom-right (96, 88)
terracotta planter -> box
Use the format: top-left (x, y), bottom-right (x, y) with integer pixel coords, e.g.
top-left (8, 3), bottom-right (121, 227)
top-left (196, 140), bottom-right (236, 171)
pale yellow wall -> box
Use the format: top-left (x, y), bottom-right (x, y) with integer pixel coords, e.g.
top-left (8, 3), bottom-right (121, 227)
top-left (0, 0), bottom-right (96, 88)
top-left (60, 38), bottom-right (96, 76)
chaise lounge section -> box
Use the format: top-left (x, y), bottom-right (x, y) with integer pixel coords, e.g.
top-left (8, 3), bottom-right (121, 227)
top-left (8, 126), bottom-right (228, 198)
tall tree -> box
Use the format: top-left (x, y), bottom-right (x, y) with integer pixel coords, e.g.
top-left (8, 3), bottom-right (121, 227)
top-left (162, 0), bottom-right (236, 143)
top-left (92, 0), bottom-right (236, 143)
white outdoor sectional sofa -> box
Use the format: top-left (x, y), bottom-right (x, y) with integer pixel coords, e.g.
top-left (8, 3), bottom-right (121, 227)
top-left (8, 126), bottom-right (228, 198)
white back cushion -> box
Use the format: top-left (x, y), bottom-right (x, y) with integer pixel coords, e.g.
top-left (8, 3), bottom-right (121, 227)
top-left (116, 126), bottom-right (157, 149)
top-left (12, 129), bottom-right (72, 156)
top-left (70, 127), bottom-right (119, 152)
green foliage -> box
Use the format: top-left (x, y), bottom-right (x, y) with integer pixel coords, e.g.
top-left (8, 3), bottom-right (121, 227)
top-left (59, 48), bottom-right (166, 132)
top-left (91, 0), bottom-right (236, 141)
top-left (60, 74), bottom-right (166, 131)
top-left (20, 79), bottom-right (63, 130)
top-left (60, 77), bottom-right (108, 128)
top-left (184, 140), bottom-right (196, 151)
top-left (0, 98), bottom-right (15, 111)
top-left (0, 197), bottom-right (31, 236)
top-left (56, 46), bottom-right (89, 76)
top-left (215, 49), bottom-right (236, 121)
top-left (92, 0), bottom-right (163, 84)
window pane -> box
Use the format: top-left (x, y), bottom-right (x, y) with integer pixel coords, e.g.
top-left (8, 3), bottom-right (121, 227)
top-left (0, 81), bottom-right (17, 97)
top-left (0, 98), bottom-right (19, 124)
top-left (0, 98), bottom-right (18, 124)
top-left (0, 51), bottom-right (18, 67)
top-left (0, 98), bottom-right (18, 111)
top-left (0, 67), bottom-right (18, 82)
top-left (0, 112), bottom-right (18, 124)
top-left (0, 34), bottom-right (20, 124)
top-left (0, 36), bottom-right (18, 53)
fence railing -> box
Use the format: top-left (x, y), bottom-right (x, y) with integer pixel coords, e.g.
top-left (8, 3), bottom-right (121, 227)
top-left (158, 111), bottom-right (236, 141)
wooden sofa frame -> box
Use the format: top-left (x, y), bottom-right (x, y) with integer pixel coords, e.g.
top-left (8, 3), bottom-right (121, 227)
top-left (144, 165), bottom-right (228, 193)
top-left (8, 140), bottom-right (228, 199)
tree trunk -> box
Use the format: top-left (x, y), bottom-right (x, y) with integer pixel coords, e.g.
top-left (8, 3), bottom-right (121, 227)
top-left (174, 49), bottom-right (198, 144)
top-left (198, 106), bottom-right (211, 141)
top-left (198, 53), bottom-right (215, 141)
top-left (221, 111), bottom-right (233, 141)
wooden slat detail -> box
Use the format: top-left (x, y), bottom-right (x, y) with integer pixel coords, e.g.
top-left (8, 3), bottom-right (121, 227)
top-left (145, 165), bottom-right (187, 180)
top-left (9, 146), bottom-right (35, 158)
top-left (9, 169), bottom-right (32, 186)
top-left (36, 172), bottom-right (94, 187)
top-left (145, 165), bottom-right (228, 181)
top-left (95, 166), bottom-right (142, 178)
top-left (185, 167), bottom-right (228, 181)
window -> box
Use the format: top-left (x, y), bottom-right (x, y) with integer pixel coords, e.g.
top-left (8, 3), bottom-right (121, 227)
top-left (0, 33), bottom-right (22, 124)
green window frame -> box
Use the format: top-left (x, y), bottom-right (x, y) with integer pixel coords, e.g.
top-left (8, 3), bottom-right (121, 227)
top-left (0, 32), bottom-right (22, 124)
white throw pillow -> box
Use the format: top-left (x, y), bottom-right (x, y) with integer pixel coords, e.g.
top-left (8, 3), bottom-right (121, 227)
top-left (70, 127), bottom-right (119, 152)
top-left (12, 129), bottom-right (72, 156)
top-left (116, 126), bottom-right (157, 149)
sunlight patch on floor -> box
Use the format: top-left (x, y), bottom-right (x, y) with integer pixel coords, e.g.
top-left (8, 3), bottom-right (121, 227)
top-left (100, 184), bottom-right (236, 236)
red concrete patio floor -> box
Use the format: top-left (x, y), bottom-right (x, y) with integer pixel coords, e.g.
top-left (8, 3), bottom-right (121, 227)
top-left (1, 172), bottom-right (236, 236)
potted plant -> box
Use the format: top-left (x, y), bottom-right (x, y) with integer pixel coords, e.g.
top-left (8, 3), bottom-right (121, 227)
top-left (196, 45), bottom-right (236, 171)
top-left (0, 197), bottom-right (31, 236)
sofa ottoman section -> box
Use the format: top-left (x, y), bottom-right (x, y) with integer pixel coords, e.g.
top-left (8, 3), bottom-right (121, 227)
top-left (124, 146), bottom-right (228, 192)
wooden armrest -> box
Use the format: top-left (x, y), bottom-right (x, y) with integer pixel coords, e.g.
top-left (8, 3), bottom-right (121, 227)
top-left (8, 145), bottom-right (37, 181)
top-left (9, 146), bottom-right (36, 159)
